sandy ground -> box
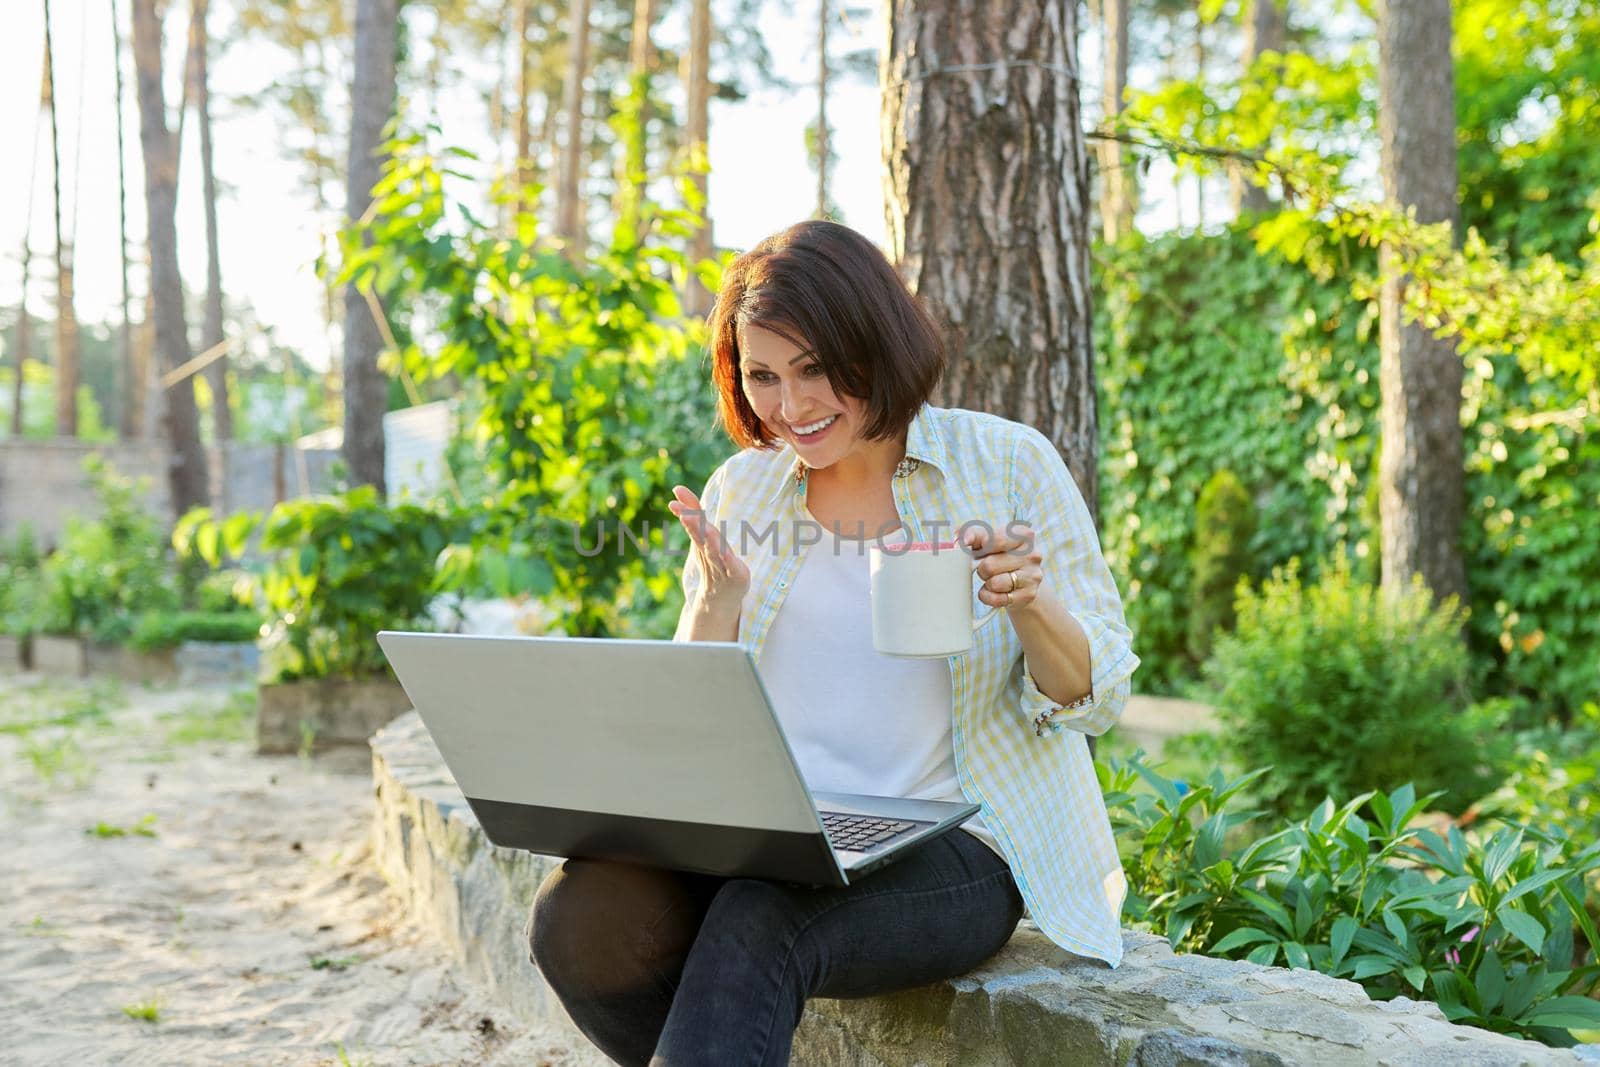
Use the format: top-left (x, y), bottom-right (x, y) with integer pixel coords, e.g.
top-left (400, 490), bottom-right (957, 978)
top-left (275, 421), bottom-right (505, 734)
top-left (0, 672), bottom-right (591, 1067)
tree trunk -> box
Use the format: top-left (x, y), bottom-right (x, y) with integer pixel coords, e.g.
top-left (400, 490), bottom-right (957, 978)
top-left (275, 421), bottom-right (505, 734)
top-left (629, 0), bottom-right (657, 175)
top-left (882, 0), bottom-right (1100, 519)
top-left (515, 0), bottom-right (535, 196)
top-left (1230, 0), bottom-right (1285, 216)
top-left (683, 0), bottom-right (713, 315)
top-left (816, 0), bottom-right (830, 219)
top-left (1097, 0), bottom-right (1133, 241)
top-left (1377, 0), bottom-right (1464, 604)
top-left (131, 0), bottom-right (209, 512)
top-left (556, 0), bottom-right (592, 249)
top-left (342, 0), bottom-right (398, 496)
top-left (43, 0), bottom-right (79, 437)
top-left (112, 0), bottom-right (140, 440)
top-left (189, 0), bottom-right (231, 441)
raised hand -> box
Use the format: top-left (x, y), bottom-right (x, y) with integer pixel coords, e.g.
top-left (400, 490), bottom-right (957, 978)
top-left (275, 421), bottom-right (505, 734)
top-left (668, 484), bottom-right (751, 614)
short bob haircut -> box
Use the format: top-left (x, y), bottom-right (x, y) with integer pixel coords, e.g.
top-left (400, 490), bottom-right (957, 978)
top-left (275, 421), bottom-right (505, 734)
top-left (707, 220), bottom-right (945, 451)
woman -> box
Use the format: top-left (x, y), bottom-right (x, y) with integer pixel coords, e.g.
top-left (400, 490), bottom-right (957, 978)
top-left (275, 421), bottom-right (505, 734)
top-left (527, 220), bottom-right (1139, 1066)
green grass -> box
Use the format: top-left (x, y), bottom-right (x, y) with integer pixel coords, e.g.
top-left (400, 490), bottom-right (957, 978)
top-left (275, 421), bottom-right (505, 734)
top-left (309, 953), bottom-right (362, 972)
top-left (121, 997), bottom-right (163, 1023)
top-left (20, 732), bottom-right (94, 787)
top-left (85, 814), bottom-right (158, 839)
top-left (0, 680), bottom-right (125, 737)
top-left (297, 719), bottom-right (319, 761)
top-left (161, 689), bottom-right (256, 746)
top-left (26, 916), bottom-right (65, 938)
top-left (334, 1042), bottom-right (374, 1067)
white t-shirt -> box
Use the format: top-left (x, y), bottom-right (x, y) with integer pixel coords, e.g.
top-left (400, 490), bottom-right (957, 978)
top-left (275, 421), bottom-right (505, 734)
top-left (756, 523), bottom-right (999, 857)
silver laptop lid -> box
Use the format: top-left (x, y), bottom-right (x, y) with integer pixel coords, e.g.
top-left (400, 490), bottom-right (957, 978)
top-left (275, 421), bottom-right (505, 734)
top-left (375, 632), bottom-right (825, 836)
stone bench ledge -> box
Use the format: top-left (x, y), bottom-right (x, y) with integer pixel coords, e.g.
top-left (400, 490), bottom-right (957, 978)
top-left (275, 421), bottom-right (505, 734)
top-left (369, 711), bottom-right (1585, 1066)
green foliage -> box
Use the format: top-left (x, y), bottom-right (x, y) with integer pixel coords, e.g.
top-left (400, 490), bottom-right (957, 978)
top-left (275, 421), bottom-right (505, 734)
top-left (1101, 757), bottom-right (1600, 1045)
top-left (1096, 229), bottom-right (1600, 718)
top-left (1187, 469), bottom-right (1257, 662)
top-left (128, 612), bottom-right (262, 652)
top-left (1461, 354), bottom-right (1600, 721)
top-left (1204, 559), bottom-right (1509, 816)
top-left (1479, 702), bottom-right (1600, 846)
top-left (1456, 0), bottom-right (1600, 264)
top-left (0, 524), bottom-right (43, 637)
top-left (35, 457), bottom-right (179, 642)
top-left (335, 113), bottom-right (729, 639)
top-left (176, 489), bottom-right (455, 681)
top-left (1096, 225), bottom-right (1380, 688)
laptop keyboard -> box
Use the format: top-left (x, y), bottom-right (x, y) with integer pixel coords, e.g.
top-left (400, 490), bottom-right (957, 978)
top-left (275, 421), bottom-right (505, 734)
top-left (819, 812), bottom-right (918, 852)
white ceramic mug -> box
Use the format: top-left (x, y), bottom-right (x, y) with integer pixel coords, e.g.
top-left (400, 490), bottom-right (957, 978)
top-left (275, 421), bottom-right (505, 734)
top-left (869, 541), bottom-right (999, 657)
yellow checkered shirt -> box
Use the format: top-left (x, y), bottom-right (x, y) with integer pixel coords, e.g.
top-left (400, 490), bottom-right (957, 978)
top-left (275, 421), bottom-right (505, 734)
top-left (675, 404), bottom-right (1139, 965)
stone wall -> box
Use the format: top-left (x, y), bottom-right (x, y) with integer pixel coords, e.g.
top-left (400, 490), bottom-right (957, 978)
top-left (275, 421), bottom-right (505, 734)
top-left (0, 439), bottom-right (338, 546)
top-left (370, 711), bottom-right (1588, 1066)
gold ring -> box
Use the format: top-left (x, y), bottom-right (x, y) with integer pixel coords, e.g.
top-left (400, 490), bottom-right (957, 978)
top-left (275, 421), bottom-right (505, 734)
top-left (1008, 572), bottom-right (1018, 593)
top-left (1006, 590), bottom-right (1014, 606)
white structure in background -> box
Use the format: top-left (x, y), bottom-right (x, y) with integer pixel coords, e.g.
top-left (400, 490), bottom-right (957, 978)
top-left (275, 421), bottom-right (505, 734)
top-left (297, 399), bottom-right (455, 501)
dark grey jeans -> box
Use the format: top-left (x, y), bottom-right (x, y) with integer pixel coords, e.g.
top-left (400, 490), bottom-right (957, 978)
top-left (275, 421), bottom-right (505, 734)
top-left (525, 831), bottom-right (1024, 1067)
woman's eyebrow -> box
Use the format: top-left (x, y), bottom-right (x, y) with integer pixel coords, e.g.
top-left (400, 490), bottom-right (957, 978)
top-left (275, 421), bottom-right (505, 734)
top-left (744, 350), bottom-right (819, 368)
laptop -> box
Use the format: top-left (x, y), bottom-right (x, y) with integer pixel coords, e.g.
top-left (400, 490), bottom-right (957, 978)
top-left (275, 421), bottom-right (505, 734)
top-left (375, 632), bottom-right (980, 887)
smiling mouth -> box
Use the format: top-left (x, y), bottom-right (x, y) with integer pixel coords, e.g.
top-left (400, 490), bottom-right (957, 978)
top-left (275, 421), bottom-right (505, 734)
top-left (792, 414), bottom-right (839, 438)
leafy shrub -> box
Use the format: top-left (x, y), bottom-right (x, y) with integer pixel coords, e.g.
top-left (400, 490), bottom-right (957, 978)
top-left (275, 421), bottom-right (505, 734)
top-left (1187, 469), bottom-right (1256, 662)
top-left (129, 611), bottom-right (263, 652)
top-left (1096, 226), bottom-right (1381, 691)
top-left (36, 457), bottom-right (179, 642)
top-left (1100, 755), bottom-right (1600, 1045)
top-left (1096, 229), bottom-right (1600, 718)
top-left (0, 524), bottom-right (44, 637)
top-left (177, 488), bottom-right (456, 681)
top-left (1203, 559), bottom-right (1508, 816)
top-left (1478, 701), bottom-right (1600, 847)
top-left (337, 118), bottom-right (729, 640)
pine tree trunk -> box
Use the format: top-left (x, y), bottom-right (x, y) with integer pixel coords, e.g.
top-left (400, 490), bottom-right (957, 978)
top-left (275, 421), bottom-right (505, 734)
top-left (1377, 0), bottom-right (1464, 604)
top-left (1231, 0), bottom-right (1285, 216)
top-left (556, 0), bottom-right (593, 248)
top-left (190, 0), bottom-right (231, 441)
top-left (342, 0), bottom-right (398, 496)
top-left (131, 0), bottom-right (209, 512)
top-left (816, 0), bottom-right (830, 219)
top-left (1097, 0), bottom-right (1133, 241)
top-left (684, 0), bottom-right (713, 315)
top-left (112, 0), bottom-right (140, 440)
top-left (43, 0), bottom-right (80, 437)
top-left (882, 0), bottom-right (1100, 518)
top-left (10, 296), bottom-right (29, 438)
top-left (515, 0), bottom-right (535, 196)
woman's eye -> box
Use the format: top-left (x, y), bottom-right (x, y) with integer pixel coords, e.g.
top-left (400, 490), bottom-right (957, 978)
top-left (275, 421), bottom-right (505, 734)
top-left (746, 370), bottom-right (776, 383)
top-left (803, 363), bottom-right (825, 377)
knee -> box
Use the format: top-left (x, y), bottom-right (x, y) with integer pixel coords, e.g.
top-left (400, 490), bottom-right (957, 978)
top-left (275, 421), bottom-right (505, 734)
top-left (696, 879), bottom-right (806, 965)
top-left (527, 859), bottom-right (702, 996)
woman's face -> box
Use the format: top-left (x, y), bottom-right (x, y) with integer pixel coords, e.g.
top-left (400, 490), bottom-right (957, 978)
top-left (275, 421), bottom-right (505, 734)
top-left (739, 323), bottom-right (869, 468)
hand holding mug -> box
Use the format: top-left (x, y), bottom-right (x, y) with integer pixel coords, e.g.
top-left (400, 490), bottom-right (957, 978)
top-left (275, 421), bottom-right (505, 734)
top-left (962, 522), bottom-right (1043, 614)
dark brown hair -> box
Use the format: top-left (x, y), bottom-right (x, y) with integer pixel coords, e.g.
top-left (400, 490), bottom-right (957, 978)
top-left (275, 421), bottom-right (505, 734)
top-left (707, 220), bottom-right (945, 450)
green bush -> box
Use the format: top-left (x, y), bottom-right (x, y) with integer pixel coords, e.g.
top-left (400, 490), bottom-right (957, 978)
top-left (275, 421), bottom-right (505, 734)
top-left (1100, 755), bottom-right (1600, 1046)
top-left (0, 524), bottom-right (43, 637)
top-left (129, 611), bottom-right (263, 652)
top-left (1187, 469), bottom-right (1257, 663)
top-left (36, 457), bottom-right (179, 642)
top-left (177, 488), bottom-right (456, 681)
top-left (1203, 559), bottom-right (1508, 816)
top-left (337, 113), bottom-right (729, 640)
top-left (1095, 229), bottom-right (1600, 718)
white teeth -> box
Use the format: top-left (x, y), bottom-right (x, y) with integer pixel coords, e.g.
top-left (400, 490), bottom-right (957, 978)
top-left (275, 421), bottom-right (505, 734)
top-left (794, 415), bottom-right (838, 436)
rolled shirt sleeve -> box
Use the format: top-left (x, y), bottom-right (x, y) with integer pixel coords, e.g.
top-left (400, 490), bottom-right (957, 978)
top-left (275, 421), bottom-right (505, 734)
top-left (1007, 428), bottom-right (1140, 737)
